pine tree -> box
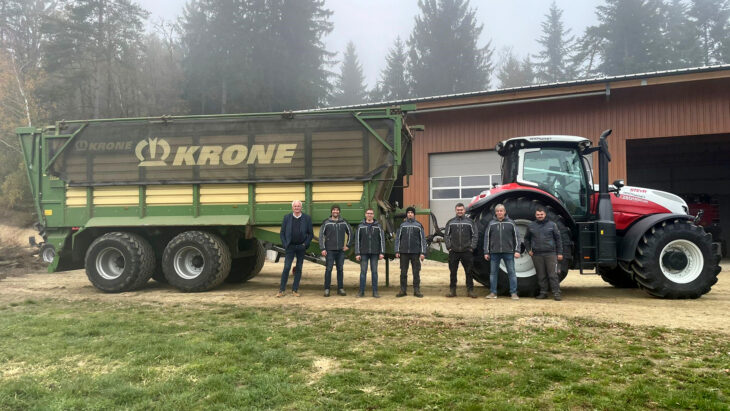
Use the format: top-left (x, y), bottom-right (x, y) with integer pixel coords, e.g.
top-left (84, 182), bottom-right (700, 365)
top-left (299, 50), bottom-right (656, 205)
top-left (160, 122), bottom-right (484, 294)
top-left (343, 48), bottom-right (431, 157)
top-left (407, 0), bottom-right (493, 97)
top-left (330, 41), bottom-right (367, 106)
top-left (661, 0), bottom-right (701, 69)
top-left (688, 0), bottom-right (730, 65)
top-left (574, 0), bottom-right (669, 76)
top-left (534, 1), bottom-right (575, 83)
top-left (370, 37), bottom-right (410, 102)
top-left (497, 49), bottom-right (535, 88)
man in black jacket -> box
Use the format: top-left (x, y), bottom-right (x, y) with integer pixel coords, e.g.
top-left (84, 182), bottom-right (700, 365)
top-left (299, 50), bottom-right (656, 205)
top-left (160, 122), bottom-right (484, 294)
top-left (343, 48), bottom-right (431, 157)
top-left (484, 204), bottom-right (521, 300)
top-left (523, 206), bottom-right (564, 300)
top-left (320, 205), bottom-right (353, 297)
top-left (444, 203), bottom-right (478, 298)
top-left (278, 200), bottom-right (314, 297)
top-left (355, 208), bottom-right (385, 298)
top-left (395, 206), bottom-right (427, 298)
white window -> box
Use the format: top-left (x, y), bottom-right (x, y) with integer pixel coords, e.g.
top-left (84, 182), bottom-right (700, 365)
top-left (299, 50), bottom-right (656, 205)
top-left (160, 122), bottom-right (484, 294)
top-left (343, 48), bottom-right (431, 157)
top-left (430, 174), bottom-right (501, 200)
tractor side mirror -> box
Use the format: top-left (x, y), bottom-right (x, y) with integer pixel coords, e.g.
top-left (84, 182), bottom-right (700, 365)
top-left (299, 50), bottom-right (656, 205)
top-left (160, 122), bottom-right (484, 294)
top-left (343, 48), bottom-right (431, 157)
top-left (611, 179), bottom-right (625, 196)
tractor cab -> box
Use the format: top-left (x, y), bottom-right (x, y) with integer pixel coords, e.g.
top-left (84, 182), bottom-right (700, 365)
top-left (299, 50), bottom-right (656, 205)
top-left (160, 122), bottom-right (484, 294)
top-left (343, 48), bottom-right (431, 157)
top-left (497, 136), bottom-right (595, 219)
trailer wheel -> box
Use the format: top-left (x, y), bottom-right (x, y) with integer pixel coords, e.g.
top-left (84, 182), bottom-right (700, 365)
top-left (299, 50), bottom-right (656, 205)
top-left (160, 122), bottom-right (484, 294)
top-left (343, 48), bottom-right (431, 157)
top-left (471, 197), bottom-right (572, 296)
top-left (85, 232), bottom-right (155, 293)
top-left (631, 221), bottom-right (719, 298)
top-left (226, 239), bottom-right (266, 283)
top-left (40, 243), bottom-right (56, 264)
top-left (162, 231), bottom-right (231, 292)
top-left (598, 265), bottom-right (637, 288)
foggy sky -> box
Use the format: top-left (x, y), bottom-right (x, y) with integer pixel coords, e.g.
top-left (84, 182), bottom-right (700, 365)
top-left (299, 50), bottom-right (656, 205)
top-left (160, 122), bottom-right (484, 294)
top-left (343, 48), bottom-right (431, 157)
top-left (140, 0), bottom-right (603, 89)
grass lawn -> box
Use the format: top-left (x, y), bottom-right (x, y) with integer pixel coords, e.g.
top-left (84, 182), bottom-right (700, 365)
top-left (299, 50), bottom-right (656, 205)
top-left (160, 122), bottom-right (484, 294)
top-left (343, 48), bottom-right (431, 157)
top-left (0, 299), bottom-right (728, 410)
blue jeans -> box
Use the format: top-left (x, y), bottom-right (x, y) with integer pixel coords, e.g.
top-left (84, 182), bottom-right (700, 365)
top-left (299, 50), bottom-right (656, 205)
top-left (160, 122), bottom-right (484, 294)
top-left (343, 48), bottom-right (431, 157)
top-left (359, 254), bottom-right (379, 294)
top-left (324, 250), bottom-right (345, 290)
top-left (490, 253), bottom-right (517, 294)
top-left (279, 244), bottom-right (305, 292)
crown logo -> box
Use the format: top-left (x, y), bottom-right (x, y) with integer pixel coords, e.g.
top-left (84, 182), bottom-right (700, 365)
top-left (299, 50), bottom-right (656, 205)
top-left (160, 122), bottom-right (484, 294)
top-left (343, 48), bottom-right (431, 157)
top-left (135, 138), bottom-right (171, 167)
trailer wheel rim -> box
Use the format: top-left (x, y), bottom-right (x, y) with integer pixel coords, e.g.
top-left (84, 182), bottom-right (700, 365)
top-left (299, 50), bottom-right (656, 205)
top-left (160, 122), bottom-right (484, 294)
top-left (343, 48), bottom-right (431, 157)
top-left (659, 239), bottom-right (703, 284)
top-left (500, 218), bottom-right (536, 278)
top-left (41, 246), bottom-right (56, 264)
top-left (174, 246), bottom-right (206, 280)
top-left (96, 247), bottom-right (126, 280)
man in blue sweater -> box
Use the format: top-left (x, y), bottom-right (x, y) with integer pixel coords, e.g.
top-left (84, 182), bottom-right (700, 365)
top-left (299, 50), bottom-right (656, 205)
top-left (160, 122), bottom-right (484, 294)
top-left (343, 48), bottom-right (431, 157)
top-left (277, 200), bottom-right (313, 297)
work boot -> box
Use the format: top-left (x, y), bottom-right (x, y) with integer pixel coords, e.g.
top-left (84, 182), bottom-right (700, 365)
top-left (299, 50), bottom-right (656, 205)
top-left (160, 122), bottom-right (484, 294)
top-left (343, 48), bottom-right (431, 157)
top-left (414, 287), bottom-right (423, 298)
top-left (337, 288), bottom-right (347, 296)
top-left (372, 290), bottom-right (380, 298)
top-left (535, 293), bottom-right (548, 299)
top-left (446, 287), bottom-right (457, 298)
top-left (356, 291), bottom-right (364, 298)
top-left (324, 289), bottom-right (330, 297)
top-left (553, 294), bottom-right (562, 301)
top-left (467, 289), bottom-right (477, 299)
top-left (396, 288), bottom-right (407, 297)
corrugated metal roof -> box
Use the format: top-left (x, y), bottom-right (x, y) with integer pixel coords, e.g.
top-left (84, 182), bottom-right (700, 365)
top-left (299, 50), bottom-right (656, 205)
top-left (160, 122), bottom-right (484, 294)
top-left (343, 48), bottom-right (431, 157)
top-left (312, 64), bottom-right (730, 112)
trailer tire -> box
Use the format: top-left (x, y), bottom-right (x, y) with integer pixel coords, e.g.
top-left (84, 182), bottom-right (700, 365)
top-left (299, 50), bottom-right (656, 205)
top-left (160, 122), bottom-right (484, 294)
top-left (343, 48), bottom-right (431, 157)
top-left (598, 265), bottom-right (637, 288)
top-left (631, 220), bottom-right (719, 299)
top-left (471, 197), bottom-right (572, 296)
top-left (162, 231), bottom-right (231, 292)
top-left (226, 239), bottom-right (266, 283)
top-left (85, 232), bottom-right (155, 293)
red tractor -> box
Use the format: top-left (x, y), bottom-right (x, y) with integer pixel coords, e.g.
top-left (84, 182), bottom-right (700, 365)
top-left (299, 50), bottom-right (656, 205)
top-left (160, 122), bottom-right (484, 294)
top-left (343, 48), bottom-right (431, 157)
top-left (467, 130), bottom-right (721, 298)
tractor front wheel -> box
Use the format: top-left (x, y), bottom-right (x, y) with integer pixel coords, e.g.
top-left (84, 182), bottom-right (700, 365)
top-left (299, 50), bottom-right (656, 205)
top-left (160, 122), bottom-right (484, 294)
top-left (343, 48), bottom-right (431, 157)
top-left (631, 220), bottom-right (720, 298)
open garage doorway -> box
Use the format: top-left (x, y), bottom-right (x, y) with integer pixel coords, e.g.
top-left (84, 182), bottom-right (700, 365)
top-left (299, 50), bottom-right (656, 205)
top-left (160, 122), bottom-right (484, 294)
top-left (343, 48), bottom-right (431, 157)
top-left (626, 134), bottom-right (730, 256)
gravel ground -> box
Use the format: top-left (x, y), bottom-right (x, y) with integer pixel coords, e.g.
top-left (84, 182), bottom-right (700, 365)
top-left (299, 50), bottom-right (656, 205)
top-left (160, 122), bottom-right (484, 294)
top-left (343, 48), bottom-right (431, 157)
top-left (1, 258), bottom-right (728, 333)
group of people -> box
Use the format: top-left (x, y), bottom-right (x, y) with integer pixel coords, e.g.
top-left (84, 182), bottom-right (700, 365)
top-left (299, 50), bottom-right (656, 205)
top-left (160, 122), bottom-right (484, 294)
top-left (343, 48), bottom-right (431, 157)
top-left (276, 200), bottom-right (563, 301)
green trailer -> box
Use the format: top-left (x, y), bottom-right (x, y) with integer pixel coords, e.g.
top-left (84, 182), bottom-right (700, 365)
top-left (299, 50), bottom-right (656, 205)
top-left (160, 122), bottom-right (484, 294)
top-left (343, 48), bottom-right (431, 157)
top-left (17, 106), bottom-right (419, 292)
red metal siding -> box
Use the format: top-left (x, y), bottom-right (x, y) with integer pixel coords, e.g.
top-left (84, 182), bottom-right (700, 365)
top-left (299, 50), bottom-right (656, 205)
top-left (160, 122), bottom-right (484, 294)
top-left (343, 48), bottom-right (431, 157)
top-left (405, 78), bottom-right (730, 229)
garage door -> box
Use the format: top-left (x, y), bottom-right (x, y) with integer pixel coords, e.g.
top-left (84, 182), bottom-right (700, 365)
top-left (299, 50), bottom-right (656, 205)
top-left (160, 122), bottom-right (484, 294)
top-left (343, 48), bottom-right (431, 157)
top-left (429, 151), bottom-right (501, 230)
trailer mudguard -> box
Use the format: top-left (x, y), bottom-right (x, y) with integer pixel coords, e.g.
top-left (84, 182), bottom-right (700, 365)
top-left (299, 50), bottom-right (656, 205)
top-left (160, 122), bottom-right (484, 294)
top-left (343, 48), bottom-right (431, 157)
top-left (617, 213), bottom-right (693, 262)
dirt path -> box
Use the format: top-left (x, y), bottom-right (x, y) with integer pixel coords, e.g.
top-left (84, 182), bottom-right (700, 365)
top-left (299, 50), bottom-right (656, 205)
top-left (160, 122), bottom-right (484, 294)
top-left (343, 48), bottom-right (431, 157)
top-left (1, 259), bottom-right (728, 333)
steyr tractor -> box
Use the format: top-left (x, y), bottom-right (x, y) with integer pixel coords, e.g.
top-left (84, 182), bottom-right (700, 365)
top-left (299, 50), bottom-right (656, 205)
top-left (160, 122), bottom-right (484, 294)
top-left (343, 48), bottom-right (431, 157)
top-left (467, 130), bottom-right (721, 299)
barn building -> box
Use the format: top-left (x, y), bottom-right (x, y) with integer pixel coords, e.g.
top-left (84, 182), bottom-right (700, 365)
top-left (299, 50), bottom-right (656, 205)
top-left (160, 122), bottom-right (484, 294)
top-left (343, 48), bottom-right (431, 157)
top-left (364, 65), bottom-right (730, 254)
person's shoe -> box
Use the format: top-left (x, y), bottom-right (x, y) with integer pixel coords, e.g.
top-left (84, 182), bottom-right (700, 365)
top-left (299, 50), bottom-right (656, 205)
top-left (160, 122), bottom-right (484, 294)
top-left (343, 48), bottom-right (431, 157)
top-left (467, 289), bottom-right (477, 299)
top-left (337, 288), bottom-right (347, 296)
top-left (414, 288), bottom-right (423, 298)
top-left (372, 291), bottom-right (380, 298)
top-left (396, 289), bottom-right (407, 297)
top-left (276, 291), bottom-right (285, 298)
top-left (553, 294), bottom-right (562, 301)
top-left (357, 291), bottom-right (365, 298)
top-left (535, 293), bottom-right (548, 300)
top-left (446, 287), bottom-right (457, 298)
top-left (291, 290), bottom-right (300, 297)
top-left (485, 293), bottom-right (497, 299)
top-left (511, 293), bottom-right (519, 300)
top-left (324, 289), bottom-right (330, 297)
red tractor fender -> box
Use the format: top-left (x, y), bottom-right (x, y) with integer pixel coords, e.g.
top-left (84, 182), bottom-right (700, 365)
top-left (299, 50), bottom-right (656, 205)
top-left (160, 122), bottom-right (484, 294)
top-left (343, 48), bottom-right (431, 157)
top-left (467, 187), bottom-right (576, 230)
top-left (617, 213), bottom-right (694, 262)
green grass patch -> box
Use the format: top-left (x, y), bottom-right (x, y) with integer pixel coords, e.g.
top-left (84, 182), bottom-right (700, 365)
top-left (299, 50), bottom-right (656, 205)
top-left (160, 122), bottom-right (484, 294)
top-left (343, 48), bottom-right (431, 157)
top-left (0, 299), bottom-right (728, 410)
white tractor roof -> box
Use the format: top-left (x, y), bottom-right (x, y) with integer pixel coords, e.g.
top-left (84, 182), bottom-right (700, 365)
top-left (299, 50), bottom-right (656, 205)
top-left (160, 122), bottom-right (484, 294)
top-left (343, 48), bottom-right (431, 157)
top-left (500, 135), bottom-right (591, 145)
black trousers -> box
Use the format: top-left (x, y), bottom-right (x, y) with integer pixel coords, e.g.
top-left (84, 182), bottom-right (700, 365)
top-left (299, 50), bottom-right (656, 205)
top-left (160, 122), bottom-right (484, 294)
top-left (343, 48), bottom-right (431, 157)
top-left (399, 253), bottom-right (421, 290)
top-left (532, 254), bottom-right (560, 295)
top-left (448, 250), bottom-right (474, 289)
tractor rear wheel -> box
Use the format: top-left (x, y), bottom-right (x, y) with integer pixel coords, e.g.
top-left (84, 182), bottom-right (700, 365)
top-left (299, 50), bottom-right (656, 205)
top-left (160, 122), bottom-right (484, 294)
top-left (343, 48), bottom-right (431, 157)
top-left (631, 220), bottom-right (719, 298)
top-left (471, 197), bottom-right (573, 296)
top-left (598, 265), bottom-right (637, 288)
top-left (226, 239), bottom-right (266, 283)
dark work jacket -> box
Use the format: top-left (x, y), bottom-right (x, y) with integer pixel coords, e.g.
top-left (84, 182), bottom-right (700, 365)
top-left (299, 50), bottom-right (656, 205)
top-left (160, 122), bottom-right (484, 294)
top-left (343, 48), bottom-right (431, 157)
top-left (280, 213), bottom-right (314, 249)
top-left (395, 218), bottom-right (427, 255)
top-left (355, 219), bottom-right (385, 255)
top-left (444, 215), bottom-right (478, 252)
top-left (524, 218), bottom-right (563, 255)
top-left (320, 217), bottom-right (353, 251)
top-left (485, 215), bottom-right (521, 254)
